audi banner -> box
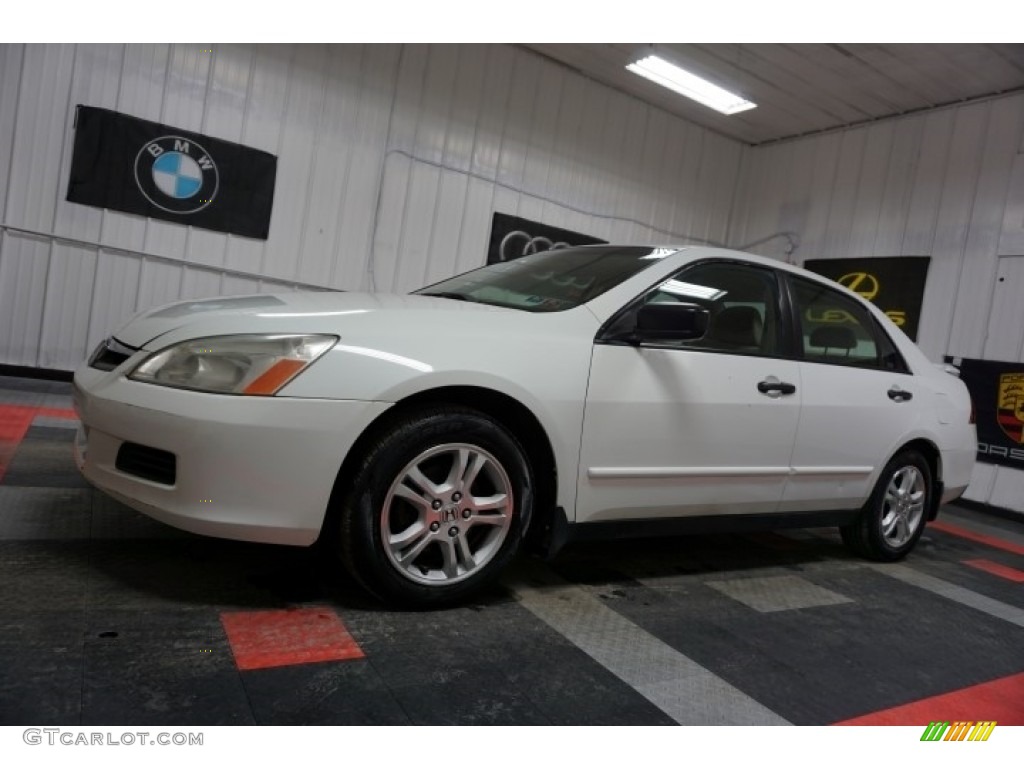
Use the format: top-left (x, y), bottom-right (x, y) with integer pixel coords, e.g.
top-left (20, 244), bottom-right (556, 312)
top-left (67, 105), bottom-right (277, 239)
top-left (802, 256), bottom-right (930, 341)
top-left (486, 213), bottom-right (606, 264)
top-left (945, 356), bottom-right (1024, 469)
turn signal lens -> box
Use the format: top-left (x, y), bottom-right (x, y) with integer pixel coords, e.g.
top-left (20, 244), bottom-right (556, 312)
top-left (243, 359), bottom-right (308, 395)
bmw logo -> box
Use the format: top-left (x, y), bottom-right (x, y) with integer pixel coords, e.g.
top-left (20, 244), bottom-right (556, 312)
top-left (134, 136), bottom-right (219, 214)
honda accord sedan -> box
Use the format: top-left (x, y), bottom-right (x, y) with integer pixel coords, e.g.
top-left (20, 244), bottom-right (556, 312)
top-left (73, 245), bottom-right (976, 606)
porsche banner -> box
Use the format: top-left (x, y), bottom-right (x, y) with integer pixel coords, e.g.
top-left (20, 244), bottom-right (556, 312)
top-left (487, 213), bottom-right (605, 264)
top-left (67, 105), bottom-right (277, 239)
top-left (945, 356), bottom-right (1024, 468)
top-left (802, 257), bottom-right (930, 341)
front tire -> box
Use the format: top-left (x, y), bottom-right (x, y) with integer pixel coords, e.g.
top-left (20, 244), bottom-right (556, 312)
top-left (840, 449), bottom-right (932, 561)
top-left (337, 406), bottom-right (533, 607)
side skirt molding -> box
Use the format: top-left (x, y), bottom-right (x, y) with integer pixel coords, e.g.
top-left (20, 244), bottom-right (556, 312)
top-left (538, 509), bottom-right (860, 558)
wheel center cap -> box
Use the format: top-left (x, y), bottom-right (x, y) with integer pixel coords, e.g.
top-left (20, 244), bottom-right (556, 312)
top-left (440, 504), bottom-right (459, 523)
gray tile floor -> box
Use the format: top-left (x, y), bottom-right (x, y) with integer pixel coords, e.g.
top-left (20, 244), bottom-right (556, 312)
top-left (1, 374), bottom-right (1023, 725)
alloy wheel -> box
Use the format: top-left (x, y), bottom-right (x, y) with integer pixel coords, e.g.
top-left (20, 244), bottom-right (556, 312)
top-left (380, 443), bottom-right (514, 585)
top-left (879, 465), bottom-right (926, 548)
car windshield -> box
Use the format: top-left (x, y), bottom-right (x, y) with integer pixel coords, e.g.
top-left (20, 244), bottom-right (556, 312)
top-left (414, 246), bottom-right (673, 312)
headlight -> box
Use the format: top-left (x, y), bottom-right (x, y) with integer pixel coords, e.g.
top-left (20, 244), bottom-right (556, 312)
top-left (128, 334), bottom-right (338, 395)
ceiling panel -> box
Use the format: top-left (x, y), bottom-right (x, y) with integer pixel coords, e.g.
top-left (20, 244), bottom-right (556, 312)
top-left (525, 44), bottom-right (1024, 145)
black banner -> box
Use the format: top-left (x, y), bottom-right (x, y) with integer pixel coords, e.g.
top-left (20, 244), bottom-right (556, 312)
top-left (945, 356), bottom-right (1024, 468)
top-left (486, 213), bottom-right (605, 264)
top-left (946, 360), bottom-right (1024, 468)
top-left (67, 106), bottom-right (277, 239)
top-left (802, 256), bottom-right (930, 341)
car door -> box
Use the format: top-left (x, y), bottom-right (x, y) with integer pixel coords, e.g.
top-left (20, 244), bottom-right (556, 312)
top-left (575, 261), bottom-right (802, 524)
top-left (781, 274), bottom-right (919, 511)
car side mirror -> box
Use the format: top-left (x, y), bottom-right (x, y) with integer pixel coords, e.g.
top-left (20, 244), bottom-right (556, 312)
top-left (634, 303), bottom-right (709, 342)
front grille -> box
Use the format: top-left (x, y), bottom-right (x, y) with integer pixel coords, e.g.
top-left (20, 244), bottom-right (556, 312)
top-left (115, 442), bottom-right (177, 486)
top-left (88, 337), bottom-right (138, 371)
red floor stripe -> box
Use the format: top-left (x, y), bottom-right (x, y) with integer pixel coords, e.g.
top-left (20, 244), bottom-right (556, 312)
top-left (962, 558), bottom-right (1024, 583)
top-left (928, 520), bottom-right (1024, 557)
top-left (0, 405), bottom-right (39, 484)
top-left (835, 671), bottom-right (1024, 725)
top-left (220, 607), bottom-right (365, 671)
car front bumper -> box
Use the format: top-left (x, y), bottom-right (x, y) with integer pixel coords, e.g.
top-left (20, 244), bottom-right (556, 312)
top-left (73, 365), bottom-right (392, 546)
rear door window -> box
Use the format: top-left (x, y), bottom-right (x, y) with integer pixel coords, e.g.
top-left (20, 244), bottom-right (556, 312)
top-left (789, 276), bottom-right (904, 371)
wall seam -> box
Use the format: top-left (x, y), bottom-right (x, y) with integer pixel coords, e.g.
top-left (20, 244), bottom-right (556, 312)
top-left (365, 43), bottom-right (405, 292)
top-left (35, 43), bottom-right (79, 367)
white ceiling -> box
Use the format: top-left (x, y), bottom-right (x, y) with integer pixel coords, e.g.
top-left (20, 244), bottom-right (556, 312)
top-left (526, 44), bottom-right (1024, 145)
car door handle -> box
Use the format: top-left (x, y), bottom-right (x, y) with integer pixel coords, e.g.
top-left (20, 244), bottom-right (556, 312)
top-left (888, 387), bottom-right (913, 402)
top-left (757, 379), bottom-right (797, 396)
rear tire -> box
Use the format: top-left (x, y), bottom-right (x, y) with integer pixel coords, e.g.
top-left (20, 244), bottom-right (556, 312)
top-left (840, 449), bottom-right (932, 561)
top-left (336, 405), bottom-right (533, 608)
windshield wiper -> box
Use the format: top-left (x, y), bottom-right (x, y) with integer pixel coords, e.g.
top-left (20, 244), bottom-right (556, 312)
top-left (420, 291), bottom-right (477, 303)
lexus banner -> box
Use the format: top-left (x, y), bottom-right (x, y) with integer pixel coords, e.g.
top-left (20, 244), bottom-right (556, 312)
top-left (487, 213), bottom-right (605, 264)
top-left (802, 256), bottom-right (930, 341)
top-left (945, 356), bottom-right (1024, 469)
top-left (67, 105), bottom-right (277, 239)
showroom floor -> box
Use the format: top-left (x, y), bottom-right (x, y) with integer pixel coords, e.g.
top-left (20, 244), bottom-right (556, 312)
top-left (1, 373), bottom-right (1023, 726)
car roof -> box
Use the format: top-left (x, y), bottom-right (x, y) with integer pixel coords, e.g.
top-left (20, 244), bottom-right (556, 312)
top-left (639, 244), bottom-right (805, 273)
top-left (630, 244), bottom-right (866, 293)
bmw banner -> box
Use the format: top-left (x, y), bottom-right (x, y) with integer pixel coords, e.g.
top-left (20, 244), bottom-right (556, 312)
top-left (945, 356), bottom-right (1024, 469)
top-left (487, 213), bottom-right (606, 264)
top-left (67, 105), bottom-right (277, 239)
top-left (802, 256), bottom-right (930, 341)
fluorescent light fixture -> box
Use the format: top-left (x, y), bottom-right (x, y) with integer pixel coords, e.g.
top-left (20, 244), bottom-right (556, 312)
top-left (626, 55), bottom-right (756, 115)
top-left (659, 280), bottom-right (726, 302)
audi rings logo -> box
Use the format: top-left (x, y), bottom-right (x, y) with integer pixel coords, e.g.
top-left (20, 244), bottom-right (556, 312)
top-left (486, 213), bottom-right (606, 265)
top-left (498, 231), bottom-right (573, 262)
top-left (134, 136), bottom-right (219, 214)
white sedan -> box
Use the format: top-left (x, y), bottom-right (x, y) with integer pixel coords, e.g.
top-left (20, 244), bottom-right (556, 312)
top-left (73, 246), bottom-right (977, 606)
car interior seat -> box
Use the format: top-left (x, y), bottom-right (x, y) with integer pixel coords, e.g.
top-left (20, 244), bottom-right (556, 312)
top-left (809, 325), bottom-right (857, 357)
top-left (710, 305), bottom-right (763, 351)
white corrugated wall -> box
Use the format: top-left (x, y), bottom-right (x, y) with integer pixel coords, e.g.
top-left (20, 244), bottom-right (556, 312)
top-left (2, 44), bottom-right (1020, 513)
top-left (729, 93), bottom-right (1024, 513)
top-left (0, 43), bottom-right (743, 371)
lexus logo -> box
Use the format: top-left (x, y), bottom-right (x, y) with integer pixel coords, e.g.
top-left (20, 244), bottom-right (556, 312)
top-left (837, 271), bottom-right (880, 302)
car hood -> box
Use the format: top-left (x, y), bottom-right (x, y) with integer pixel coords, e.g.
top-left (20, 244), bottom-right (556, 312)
top-left (113, 291), bottom-right (524, 349)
